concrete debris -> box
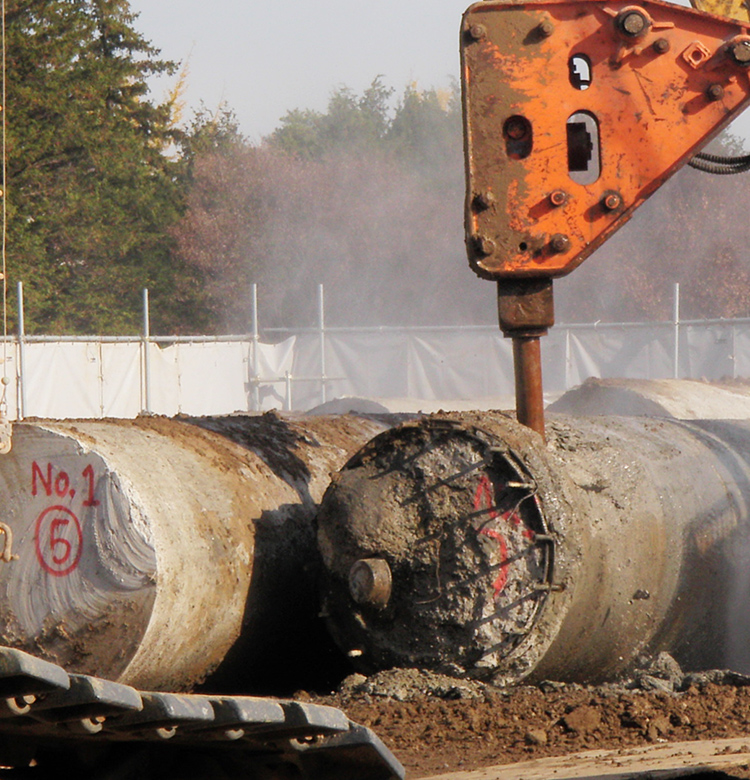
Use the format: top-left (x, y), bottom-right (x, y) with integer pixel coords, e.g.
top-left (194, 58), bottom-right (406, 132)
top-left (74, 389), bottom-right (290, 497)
top-left (338, 668), bottom-right (489, 702)
top-left (338, 651), bottom-right (750, 700)
top-left (646, 651), bottom-right (684, 683)
top-left (681, 669), bottom-right (750, 689)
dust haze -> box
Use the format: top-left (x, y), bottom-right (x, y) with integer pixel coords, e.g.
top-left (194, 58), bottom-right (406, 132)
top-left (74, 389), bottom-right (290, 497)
top-left (174, 101), bottom-right (750, 333)
top-left (253, 145), bottom-right (750, 332)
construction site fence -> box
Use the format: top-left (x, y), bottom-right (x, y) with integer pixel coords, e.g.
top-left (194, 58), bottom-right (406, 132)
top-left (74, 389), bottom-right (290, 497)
top-left (2, 315), bottom-right (747, 420)
top-left (0, 280), bottom-right (738, 419)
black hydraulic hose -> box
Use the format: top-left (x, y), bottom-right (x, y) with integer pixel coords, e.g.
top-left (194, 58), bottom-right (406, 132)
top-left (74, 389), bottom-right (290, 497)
top-left (689, 151), bottom-right (750, 174)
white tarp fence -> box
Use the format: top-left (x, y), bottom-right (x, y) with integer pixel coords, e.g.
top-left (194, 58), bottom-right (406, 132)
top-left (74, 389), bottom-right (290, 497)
top-left (3, 320), bottom-right (749, 420)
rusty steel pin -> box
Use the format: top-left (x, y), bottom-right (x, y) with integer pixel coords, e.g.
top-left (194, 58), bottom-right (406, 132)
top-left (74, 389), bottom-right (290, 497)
top-left (550, 233), bottom-right (570, 253)
top-left (603, 192), bottom-right (623, 211)
top-left (349, 558), bottom-right (392, 610)
top-left (707, 83), bottom-right (724, 101)
top-left (618, 9), bottom-right (649, 37)
top-left (730, 39), bottom-right (750, 65)
top-left (549, 190), bottom-right (568, 207)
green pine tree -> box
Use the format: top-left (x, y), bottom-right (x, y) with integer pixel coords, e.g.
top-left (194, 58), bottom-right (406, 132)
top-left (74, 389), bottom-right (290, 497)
top-left (5, 0), bottom-right (193, 333)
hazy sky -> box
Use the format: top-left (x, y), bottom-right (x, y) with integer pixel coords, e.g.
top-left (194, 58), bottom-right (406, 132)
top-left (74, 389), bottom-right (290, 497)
top-left (129, 0), bottom-right (465, 143)
top-left (128, 0), bottom-right (750, 146)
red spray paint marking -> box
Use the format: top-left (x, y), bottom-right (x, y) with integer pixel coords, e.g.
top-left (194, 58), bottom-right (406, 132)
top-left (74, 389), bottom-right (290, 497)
top-left (473, 475), bottom-right (498, 520)
top-left (34, 505), bottom-right (82, 577)
top-left (31, 461), bottom-right (99, 505)
top-left (473, 475), bottom-right (509, 597)
top-left (479, 527), bottom-right (509, 597)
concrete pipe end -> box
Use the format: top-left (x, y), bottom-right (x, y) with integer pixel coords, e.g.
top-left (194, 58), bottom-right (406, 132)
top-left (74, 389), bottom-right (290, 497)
top-left (317, 414), bottom-right (578, 684)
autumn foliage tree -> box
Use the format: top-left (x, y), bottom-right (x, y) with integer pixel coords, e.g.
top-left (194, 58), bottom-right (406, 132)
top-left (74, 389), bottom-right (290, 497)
top-left (10, 0), bottom-right (747, 336)
top-left (173, 76), bottom-right (750, 334)
top-left (9, 0), bottom-right (749, 337)
top-left (171, 79), bottom-right (498, 333)
top-left (556, 146), bottom-right (750, 324)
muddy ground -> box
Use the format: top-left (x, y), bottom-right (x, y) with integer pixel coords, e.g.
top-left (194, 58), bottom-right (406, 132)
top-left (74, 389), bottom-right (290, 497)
top-left (301, 659), bottom-right (750, 778)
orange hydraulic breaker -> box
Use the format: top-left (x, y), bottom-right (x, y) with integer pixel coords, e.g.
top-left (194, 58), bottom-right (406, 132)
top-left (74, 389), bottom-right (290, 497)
top-left (461, 0), bottom-right (750, 436)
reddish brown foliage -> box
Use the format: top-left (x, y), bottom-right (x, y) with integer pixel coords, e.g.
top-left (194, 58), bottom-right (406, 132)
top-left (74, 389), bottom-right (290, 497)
top-left (558, 164), bottom-right (750, 323)
top-left (171, 141), bottom-right (493, 332)
top-left (173, 132), bottom-right (750, 332)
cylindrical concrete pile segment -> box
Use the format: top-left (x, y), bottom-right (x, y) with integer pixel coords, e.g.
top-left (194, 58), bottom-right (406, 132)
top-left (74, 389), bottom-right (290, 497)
top-left (0, 413), bottom-right (389, 691)
top-left (549, 378), bottom-right (750, 418)
top-left (317, 412), bottom-right (750, 685)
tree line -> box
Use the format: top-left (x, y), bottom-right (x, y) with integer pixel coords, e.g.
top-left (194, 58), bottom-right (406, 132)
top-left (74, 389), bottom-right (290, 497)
top-left (5, 0), bottom-right (750, 335)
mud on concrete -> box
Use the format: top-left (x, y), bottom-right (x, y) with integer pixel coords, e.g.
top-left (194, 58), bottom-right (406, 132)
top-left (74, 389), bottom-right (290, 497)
top-left (188, 411), bottom-right (400, 694)
top-left (317, 410), bottom-right (750, 687)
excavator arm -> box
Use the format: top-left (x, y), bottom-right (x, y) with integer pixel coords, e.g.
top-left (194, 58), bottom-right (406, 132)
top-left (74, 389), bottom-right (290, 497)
top-left (461, 0), bottom-right (750, 436)
top-left (691, 0), bottom-right (750, 24)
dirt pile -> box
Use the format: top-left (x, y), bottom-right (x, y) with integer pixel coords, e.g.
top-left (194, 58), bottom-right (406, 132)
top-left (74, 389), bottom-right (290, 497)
top-left (304, 655), bottom-right (750, 778)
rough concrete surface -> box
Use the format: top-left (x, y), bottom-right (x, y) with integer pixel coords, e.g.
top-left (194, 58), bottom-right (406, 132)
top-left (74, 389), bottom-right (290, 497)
top-left (549, 378), bottom-right (750, 419)
top-left (311, 401), bottom-right (750, 777)
top-left (0, 412), bottom-right (391, 693)
top-left (318, 410), bottom-right (750, 686)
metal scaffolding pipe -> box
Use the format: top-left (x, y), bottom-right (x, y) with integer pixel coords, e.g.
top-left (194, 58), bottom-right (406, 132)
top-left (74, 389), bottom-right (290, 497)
top-left (317, 411), bottom-right (750, 685)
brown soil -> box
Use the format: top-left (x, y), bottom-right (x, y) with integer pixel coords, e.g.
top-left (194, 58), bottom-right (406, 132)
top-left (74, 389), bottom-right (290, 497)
top-left (304, 672), bottom-right (750, 778)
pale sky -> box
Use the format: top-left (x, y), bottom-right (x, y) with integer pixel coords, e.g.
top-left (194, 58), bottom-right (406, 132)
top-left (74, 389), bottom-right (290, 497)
top-left (128, 0), bottom-right (750, 146)
top-left (129, 0), bottom-right (465, 143)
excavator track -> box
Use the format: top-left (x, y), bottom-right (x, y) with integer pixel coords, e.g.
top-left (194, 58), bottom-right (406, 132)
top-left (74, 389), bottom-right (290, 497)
top-left (0, 645), bottom-right (404, 779)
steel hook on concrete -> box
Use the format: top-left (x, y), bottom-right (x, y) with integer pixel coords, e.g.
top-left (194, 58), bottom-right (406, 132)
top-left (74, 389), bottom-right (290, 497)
top-left (0, 523), bottom-right (18, 563)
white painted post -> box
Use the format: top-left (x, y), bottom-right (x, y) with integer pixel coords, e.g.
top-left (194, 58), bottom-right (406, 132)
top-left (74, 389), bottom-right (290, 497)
top-left (250, 283), bottom-right (260, 411)
top-left (16, 281), bottom-right (25, 420)
top-left (673, 282), bottom-right (680, 380)
top-left (142, 288), bottom-right (151, 414)
top-left (318, 284), bottom-right (327, 405)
